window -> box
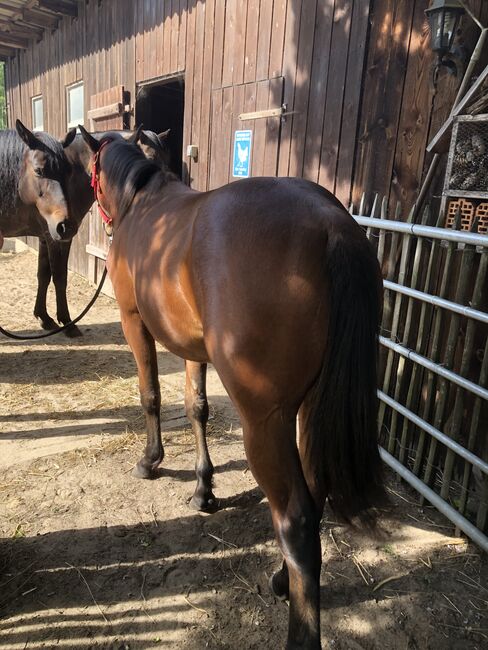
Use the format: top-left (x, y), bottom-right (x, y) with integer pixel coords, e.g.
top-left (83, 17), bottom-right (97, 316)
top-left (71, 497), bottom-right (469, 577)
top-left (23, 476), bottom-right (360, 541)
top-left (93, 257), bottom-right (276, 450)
top-left (32, 96), bottom-right (44, 131)
top-left (67, 82), bottom-right (84, 129)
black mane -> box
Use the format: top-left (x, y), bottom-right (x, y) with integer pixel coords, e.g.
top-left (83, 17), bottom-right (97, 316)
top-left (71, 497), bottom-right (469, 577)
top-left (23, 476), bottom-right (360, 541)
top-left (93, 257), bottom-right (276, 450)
top-left (101, 139), bottom-right (162, 218)
top-left (0, 130), bottom-right (26, 214)
top-left (0, 129), bottom-right (69, 215)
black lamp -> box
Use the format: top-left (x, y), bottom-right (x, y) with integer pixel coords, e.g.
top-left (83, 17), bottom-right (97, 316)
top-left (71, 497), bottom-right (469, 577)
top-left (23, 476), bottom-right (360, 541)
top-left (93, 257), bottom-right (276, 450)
top-left (425, 0), bottom-right (465, 71)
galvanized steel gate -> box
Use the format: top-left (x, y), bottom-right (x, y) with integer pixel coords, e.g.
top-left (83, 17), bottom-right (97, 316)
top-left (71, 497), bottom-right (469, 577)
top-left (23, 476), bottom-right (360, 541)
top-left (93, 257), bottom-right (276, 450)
top-left (352, 207), bottom-right (488, 551)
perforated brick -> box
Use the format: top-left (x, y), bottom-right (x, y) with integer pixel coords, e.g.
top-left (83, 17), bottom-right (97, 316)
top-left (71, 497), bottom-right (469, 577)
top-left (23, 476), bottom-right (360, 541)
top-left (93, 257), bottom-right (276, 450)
top-left (475, 202), bottom-right (488, 235)
top-left (446, 198), bottom-right (475, 231)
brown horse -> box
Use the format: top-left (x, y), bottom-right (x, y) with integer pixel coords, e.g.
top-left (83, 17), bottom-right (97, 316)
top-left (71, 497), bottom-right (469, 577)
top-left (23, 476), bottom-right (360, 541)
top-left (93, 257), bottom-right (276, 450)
top-left (0, 123), bottom-right (169, 337)
top-left (79, 125), bottom-right (385, 649)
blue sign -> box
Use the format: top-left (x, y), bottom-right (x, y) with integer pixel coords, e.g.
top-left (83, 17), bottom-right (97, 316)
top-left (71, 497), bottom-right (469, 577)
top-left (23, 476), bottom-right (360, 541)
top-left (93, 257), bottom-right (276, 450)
top-left (232, 130), bottom-right (252, 178)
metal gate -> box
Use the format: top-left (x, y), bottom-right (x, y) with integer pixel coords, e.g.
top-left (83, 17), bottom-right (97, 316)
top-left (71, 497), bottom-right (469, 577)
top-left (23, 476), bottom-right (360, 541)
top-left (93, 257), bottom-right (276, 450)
top-left (352, 204), bottom-right (488, 551)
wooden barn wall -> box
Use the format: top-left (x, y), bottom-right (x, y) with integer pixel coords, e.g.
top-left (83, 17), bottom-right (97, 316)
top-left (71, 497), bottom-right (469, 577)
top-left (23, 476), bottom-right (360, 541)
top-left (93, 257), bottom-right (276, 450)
top-left (4, 0), bottom-right (488, 280)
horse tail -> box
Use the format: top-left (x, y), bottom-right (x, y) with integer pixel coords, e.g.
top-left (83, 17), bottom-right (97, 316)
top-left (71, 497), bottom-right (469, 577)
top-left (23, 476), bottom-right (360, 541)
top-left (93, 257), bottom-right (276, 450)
top-left (307, 227), bottom-right (386, 525)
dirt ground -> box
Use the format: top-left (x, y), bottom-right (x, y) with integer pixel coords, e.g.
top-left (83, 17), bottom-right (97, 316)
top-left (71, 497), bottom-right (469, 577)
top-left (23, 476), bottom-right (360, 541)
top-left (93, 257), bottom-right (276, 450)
top-left (0, 247), bottom-right (487, 650)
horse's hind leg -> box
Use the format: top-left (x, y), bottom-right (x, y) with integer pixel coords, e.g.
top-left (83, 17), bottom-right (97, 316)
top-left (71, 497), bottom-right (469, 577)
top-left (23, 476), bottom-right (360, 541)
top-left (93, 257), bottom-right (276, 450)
top-left (34, 239), bottom-right (57, 330)
top-left (185, 361), bottom-right (216, 511)
top-left (270, 394), bottom-right (328, 605)
top-left (242, 410), bottom-right (321, 650)
top-left (120, 309), bottom-right (164, 479)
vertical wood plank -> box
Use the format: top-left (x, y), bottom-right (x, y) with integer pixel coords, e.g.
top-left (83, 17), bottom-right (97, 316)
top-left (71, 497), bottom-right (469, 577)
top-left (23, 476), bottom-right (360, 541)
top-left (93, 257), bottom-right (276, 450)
top-left (222, 0), bottom-right (237, 87)
top-left (178, 0), bottom-right (188, 74)
top-left (182, 0), bottom-right (197, 185)
top-left (317, 0), bottom-right (353, 193)
top-left (263, 76), bottom-right (284, 176)
top-left (252, 79), bottom-right (270, 176)
top-left (352, 0), bottom-right (416, 209)
top-left (198, 0), bottom-right (215, 190)
top-left (335, 0), bottom-right (372, 206)
top-left (268, 0), bottom-right (287, 78)
top-left (256, 0), bottom-right (273, 81)
top-left (244, 0), bottom-right (260, 84)
top-left (302, 0), bottom-right (334, 181)
top-left (277, 0), bottom-right (301, 176)
top-left (211, 0), bottom-right (225, 89)
top-left (208, 87), bottom-right (223, 189)
top-left (190, 0), bottom-right (206, 189)
top-left (391, 2), bottom-right (434, 212)
top-left (287, 0), bottom-right (317, 177)
top-left (170, 0), bottom-right (180, 73)
top-left (233, 0), bottom-right (248, 86)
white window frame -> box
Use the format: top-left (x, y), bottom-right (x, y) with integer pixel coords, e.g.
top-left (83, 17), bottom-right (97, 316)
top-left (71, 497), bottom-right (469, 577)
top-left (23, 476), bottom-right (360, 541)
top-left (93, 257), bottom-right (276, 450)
top-left (31, 95), bottom-right (44, 131)
top-left (66, 81), bottom-right (84, 130)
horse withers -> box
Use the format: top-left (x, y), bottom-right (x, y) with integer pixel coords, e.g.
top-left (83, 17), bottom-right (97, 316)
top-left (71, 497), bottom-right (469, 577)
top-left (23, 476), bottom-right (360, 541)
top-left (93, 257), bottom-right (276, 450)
top-left (80, 125), bottom-right (386, 650)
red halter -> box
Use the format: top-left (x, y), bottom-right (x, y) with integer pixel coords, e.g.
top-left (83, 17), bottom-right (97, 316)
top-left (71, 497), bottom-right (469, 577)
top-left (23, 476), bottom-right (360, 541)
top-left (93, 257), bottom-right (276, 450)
top-left (91, 139), bottom-right (112, 226)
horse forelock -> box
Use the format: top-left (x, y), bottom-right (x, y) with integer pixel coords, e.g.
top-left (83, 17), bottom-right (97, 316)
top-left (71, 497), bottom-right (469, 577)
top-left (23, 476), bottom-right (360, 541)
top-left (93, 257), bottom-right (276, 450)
top-left (101, 139), bottom-right (161, 219)
top-left (33, 132), bottom-right (70, 177)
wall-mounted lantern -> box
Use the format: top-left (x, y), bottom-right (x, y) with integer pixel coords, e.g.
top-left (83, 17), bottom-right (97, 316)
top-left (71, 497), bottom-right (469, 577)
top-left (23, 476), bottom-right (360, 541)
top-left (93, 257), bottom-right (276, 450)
top-left (425, 0), bottom-right (466, 74)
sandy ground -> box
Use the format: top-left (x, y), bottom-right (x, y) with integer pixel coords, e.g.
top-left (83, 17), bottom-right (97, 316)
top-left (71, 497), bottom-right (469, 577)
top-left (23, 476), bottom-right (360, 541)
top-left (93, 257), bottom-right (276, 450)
top-left (0, 248), bottom-right (487, 650)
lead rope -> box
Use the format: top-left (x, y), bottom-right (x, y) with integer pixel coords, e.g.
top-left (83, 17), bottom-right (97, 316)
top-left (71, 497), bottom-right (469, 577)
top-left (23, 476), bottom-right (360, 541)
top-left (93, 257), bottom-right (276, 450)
top-left (1, 139), bottom-right (115, 341)
top-left (0, 265), bottom-right (108, 340)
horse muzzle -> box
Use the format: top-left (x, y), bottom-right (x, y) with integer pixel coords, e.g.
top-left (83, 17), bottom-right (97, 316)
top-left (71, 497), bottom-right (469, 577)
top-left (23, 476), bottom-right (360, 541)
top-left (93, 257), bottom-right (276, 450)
top-left (49, 218), bottom-right (78, 242)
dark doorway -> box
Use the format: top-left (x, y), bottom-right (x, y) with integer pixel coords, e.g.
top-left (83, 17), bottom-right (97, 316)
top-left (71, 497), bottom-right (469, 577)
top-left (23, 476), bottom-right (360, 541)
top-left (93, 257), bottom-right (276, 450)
top-left (136, 77), bottom-right (185, 179)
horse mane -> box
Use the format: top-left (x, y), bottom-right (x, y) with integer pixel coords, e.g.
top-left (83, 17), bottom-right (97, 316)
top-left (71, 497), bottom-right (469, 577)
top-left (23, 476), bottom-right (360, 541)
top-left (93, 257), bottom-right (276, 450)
top-left (101, 139), bottom-right (164, 219)
top-left (0, 129), bottom-right (69, 216)
top-left (0, 130), bottom-right (26, 214)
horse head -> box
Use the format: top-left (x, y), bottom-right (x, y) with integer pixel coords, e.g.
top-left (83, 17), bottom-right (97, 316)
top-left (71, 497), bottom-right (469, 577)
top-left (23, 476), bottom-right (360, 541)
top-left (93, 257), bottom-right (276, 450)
top-left (139, 129), bottom-right (171, 169)
top-left (78, 124), bottom-right (154, 228)
top-left (16, 120), bottom-right (77, 242)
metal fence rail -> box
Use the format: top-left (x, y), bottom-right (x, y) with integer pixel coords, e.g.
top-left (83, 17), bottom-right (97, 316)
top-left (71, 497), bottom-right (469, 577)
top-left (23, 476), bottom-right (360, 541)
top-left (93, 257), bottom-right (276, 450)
top-left (353, 210), bottom-right (488, 550)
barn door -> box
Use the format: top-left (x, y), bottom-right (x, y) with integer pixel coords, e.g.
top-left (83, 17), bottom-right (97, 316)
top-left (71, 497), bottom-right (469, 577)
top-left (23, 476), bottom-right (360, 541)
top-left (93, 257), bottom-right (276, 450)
top-left (88, 85), bottom-right (129, 131)
top-left (208, 77), bottom-right (284, 190)
top-left (85, 85), bottom-right (130, 296)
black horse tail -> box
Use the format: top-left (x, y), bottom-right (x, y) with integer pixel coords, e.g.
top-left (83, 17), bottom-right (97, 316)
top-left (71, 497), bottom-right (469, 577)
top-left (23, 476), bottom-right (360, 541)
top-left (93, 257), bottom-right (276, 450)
top-left (307, 226), bottom-right (386, 525)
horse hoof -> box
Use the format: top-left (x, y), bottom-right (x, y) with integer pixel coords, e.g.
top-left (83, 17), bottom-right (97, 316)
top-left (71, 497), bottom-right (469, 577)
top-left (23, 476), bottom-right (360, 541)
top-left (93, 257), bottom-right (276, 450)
top-left (132, 462), bottom-right (156, 480)
top-left (63, 324), bottom-right (83, 338)
top-left (38, 316), bottom-right (58, 331)
top-left (189, 493), bottom-right (218, 512)
top-left (269, 572), bottom-right (289, 601)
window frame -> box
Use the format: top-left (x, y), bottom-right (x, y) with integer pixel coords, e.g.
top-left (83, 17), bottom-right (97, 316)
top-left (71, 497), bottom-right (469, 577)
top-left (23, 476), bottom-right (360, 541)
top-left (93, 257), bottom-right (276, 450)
top-left (31, 95), bottom-right (44, 131)
top-left (66, 81), bottom-right (85, 130)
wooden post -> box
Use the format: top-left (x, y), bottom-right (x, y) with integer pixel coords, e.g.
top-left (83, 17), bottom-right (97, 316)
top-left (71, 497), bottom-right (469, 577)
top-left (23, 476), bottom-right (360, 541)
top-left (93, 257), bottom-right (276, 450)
top-left (421, 231), bottom-right (477, 497)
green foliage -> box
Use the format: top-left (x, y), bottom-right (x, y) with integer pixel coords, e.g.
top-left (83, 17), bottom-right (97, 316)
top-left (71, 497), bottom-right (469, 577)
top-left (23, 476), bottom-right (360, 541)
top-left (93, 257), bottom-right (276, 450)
top-left (0, 62), bottom-right (7, 130)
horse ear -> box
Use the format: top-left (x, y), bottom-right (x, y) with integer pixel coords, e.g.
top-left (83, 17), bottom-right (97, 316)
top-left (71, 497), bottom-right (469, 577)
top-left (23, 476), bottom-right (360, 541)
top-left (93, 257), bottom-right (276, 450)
top-left (16, 119), bottom-right (47, 152)
top-left (61, 128), bottom-right (76, 149)
top-left (78, 125), bottom-right (100, 153)
top-left (139, 129), bottom-right (152, 148)
top-left (128, 123), bottom-right (144, 145)
top-left (158, 129), bottom-right (170, 144)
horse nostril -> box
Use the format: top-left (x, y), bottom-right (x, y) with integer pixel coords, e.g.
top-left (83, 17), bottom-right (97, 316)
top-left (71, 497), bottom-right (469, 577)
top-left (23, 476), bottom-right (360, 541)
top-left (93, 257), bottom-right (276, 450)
top-left (56, 222), bottom-right (67, 237)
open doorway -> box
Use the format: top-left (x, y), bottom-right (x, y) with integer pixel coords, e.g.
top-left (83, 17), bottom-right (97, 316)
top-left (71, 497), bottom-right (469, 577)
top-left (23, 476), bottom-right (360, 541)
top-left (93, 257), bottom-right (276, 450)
top-left (136, 76), bottom-right (185, 179)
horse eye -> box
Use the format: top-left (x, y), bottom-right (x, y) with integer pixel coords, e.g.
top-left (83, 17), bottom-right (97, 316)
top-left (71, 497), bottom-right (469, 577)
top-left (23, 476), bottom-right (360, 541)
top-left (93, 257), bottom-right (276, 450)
top-left (35, 168), bottom-right (43, 177)
top-left (39, 189), bottom-right (44, 197)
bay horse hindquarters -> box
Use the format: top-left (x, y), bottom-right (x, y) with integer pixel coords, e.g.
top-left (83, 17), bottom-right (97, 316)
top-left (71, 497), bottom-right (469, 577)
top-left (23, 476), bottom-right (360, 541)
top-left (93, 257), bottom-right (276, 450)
top-left (80, 131), bottom-right (385, 649)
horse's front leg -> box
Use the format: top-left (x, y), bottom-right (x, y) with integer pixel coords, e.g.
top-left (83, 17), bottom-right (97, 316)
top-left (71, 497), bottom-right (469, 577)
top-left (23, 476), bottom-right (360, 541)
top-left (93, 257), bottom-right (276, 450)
top-left (185, 361), bottom-right (216, 511)
top-left (121, 309), bottom-right (164, 479)
top-left (34, 238), bottom-right (57, 330)
top-left (47, 239), bottom-right (82, 337)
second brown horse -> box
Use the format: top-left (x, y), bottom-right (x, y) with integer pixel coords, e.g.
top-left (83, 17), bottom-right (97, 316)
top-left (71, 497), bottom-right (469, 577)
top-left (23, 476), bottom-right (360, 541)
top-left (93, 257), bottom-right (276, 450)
top-left (79, 125), bottom-right (385, 650)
